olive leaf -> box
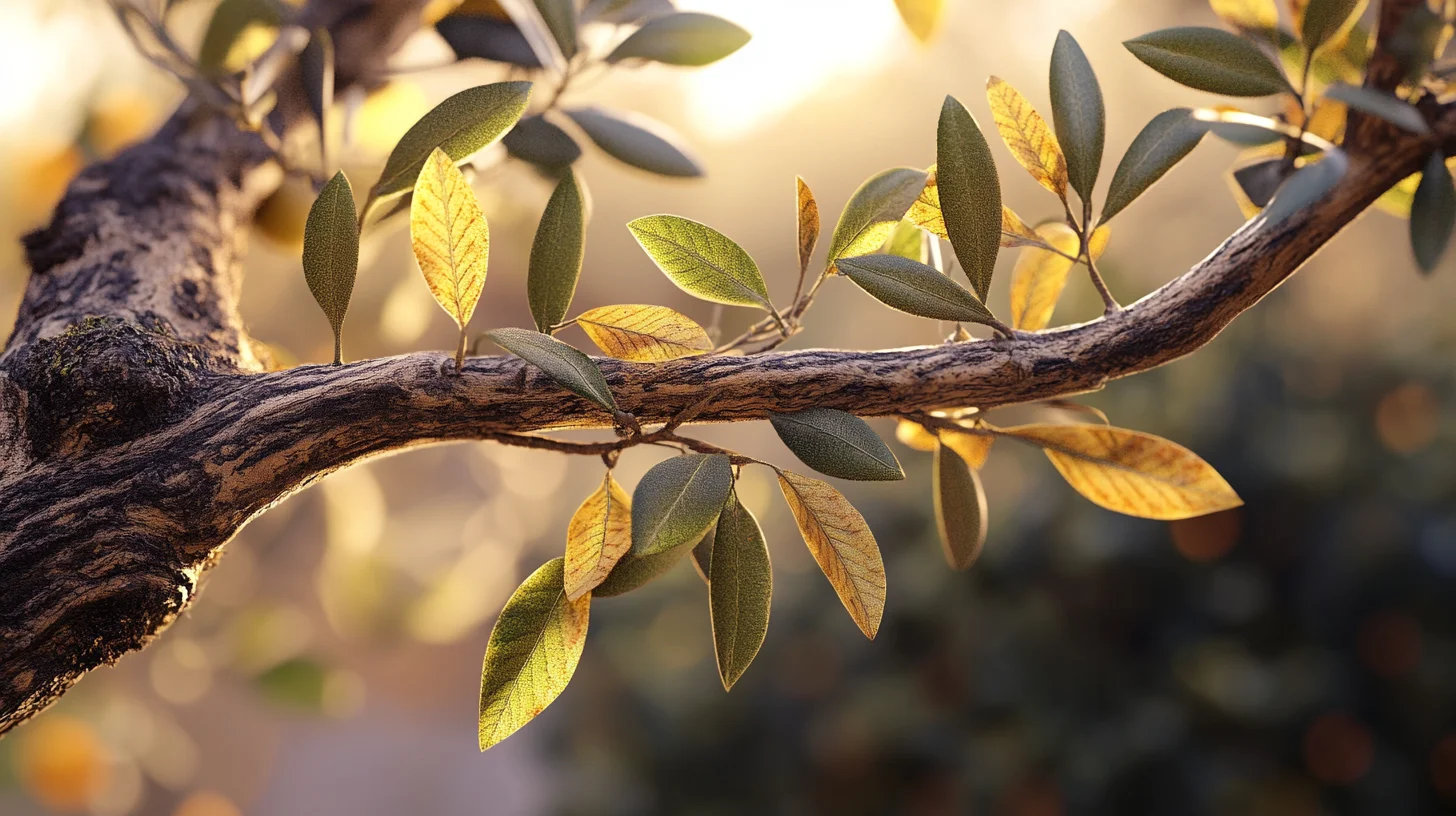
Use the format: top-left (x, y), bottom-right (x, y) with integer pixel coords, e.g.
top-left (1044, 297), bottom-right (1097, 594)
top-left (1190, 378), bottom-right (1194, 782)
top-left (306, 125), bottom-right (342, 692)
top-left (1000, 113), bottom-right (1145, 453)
top-left (1322, 83), bottom-right (1429, 135)
top-left (576, 305), bottom-right (712, 361)
top-left (1411, 150), bottom-right (1455, 274)
top-left (769, 408), bottom-right (904, 482)
top-left (487, 328), bottom-right (618, 413)
top-left (534, 0), bottom-right (578, 59)
top-left (628, 214), bottom-right (772, 309)
top-left (1101, 108), bottom-right (1208, 224)
top-left (412, 148), bottom-right (489, 368)
top-left (582, 0), bottom-right (675, 25)
top-left (302, 171), bottom-right (358, 365)
top-left (1209, 0), bottom-right (1279, 34)
top-left (939, 429), bottom-right (994, 468)
top-left (1001, 205), bottom-right (1043, 247)
top-left (565, 107), bottom-right (704, 177)
top-left (504, 114), bottom-right (582, 169)
top-left (985, 76), bottom-right (1069, 201)
top-left (883, 219), bottom-right (927, 263)
top-left (894, 0), bottom-right (945, 44)
top-left (528, 171), bottom-right (589, 332)
top-left (632, 454), bottom-right (735, 557)
top-left (1123, 27), bottom-right (1293, 97)
top-left (1300, 0), bottom-right (1366, 55)
top-left (709, 495), bottom-right (772, 690)
top-left (606, 12), bottom-right (750, 66)
top-left (593, 542), bottom-right (693, 597)
top-left (691, 524), bottom-right (714, 583)
top-left (777, 470), bottom-right (886, 639)
top-left (836, 255), bottom-right (998, 326)
top-left (436, 15), bottom-right (541, 68)
top-left (936, 96), bottom-right (1001, 300)
top-left (934, 444), bottom-right (988, 571)
top-left (1261, 148), bottom-right (1349, 225)
top-left (563, 472), bottom-right (632, 601)
top-left (895, 420), bottom-right (940, 452)
top-left (796, 176), bottom-right (820, 273)
top-left (199, 0), bottom-right (281, 75)
top-left (1049, 31), bottom-right (1106, 203)
top-left (478, 558), bottom-right (589, 750)
top-left (1009, 222), bottom-right (1080, 332)
top-left (374, 82), bottom-right (533, 199)
top-left (826, 167), bottom-right (929, 266)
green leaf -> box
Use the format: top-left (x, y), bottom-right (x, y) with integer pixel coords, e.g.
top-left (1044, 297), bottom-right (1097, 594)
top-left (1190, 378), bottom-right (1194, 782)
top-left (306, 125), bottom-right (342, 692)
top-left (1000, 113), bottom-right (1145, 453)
top-left (1323, 83), bottom-right (1429, 134)
top-left (1233, 158), bottom-right (1293, 208)
top-left (582, 0), bottom-right (675, 25)
top-left (1124, 27), bottom-right (1292, 97)
top-left (528, 171), bottom-right (589, 332)
top-left (1301, 0), bottom-right (1365, 55)
top-left (504, 114), bottom-right (582, 169)
top-left (691, 525), bottom-right (714, 583)
top-left (935, 96), bottom-right (1002, 300)
top-left (1049, 31), bottom-right (1106, 203)
top-left (198, 0), bottom-right (281, 75)
top-left (302, 171), bottom-right (358, 365)
top-left (1101, 108), bottom-right (1207, 224)
top-left (1411, 150), bottom-right (1455, 274)
top-left (883, 219), bottom-right (926, 263)
top-left (487, 328), bottom-right (618, 412)
top-left (606, 12), bottom-right (750, 66)
top-left (632, 454), bottom-right (734, 557)
top-left (836, 255), bottom-right (998, 326)
top-left (374, 82), bottom-right (533, 198)
top-left (769, 408), bottom-right (904, 482)
top-left (933, 444), bottom-right (987, 571)
top-left (826, 167), bottom-right (929, 267)
top-left (1262, 149), bottom-right (1348, 225)
top-left (565, 107), bottom-right (704, 177)
top-left (534, 0), bottom-right (578, 59)
top-left (593, 542), bottom-right (693, 597)
top-left (709, 495), bottom-right (772, 690)
top-left (627, 214), bottom-right (771, 309)
top-left (478, 558), bottom-right (589, 750)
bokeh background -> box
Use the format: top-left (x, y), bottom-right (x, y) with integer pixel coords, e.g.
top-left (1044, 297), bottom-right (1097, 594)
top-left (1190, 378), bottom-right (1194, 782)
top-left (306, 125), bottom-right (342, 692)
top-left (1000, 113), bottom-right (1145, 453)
top-left (3, 0), bottom-right (1456, 814)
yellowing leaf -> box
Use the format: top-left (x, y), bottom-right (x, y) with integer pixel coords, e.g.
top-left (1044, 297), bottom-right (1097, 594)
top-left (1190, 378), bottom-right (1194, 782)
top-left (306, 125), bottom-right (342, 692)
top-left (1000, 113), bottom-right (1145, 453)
top-left (1002, 424), bottom-right (1243, 520)
top-left (576, 304), bottom-right (712, 362)
top-left (1210, 0), bottom-right (1279, 32)
top-left (411, 148), bottom-right (489, 349)
top-left (907, 165), bottom-right (947, 239)
top-left (1009, 222), bottom-right (1079, 331)
top-left (796, 176), bottom-right (820, 273)
top-left (563, 473), bottom-right (632, 601)
top-left (934, 445), bottom-right (987, 570)
top-left (478, 558), bottom-right (589, 750)
top-left (777, 471), bottom-right (886, 639)
top-left (986, 76), bottom-right (1069, 200)
top-left (1001, 206), bottom-right (1042, 247)
top-left (894, 0), bottom-right (944, 44)
top-left (827, 167), bottom-right (929, 266)
top-left (939, 429), bottom-right (993, 469)
top-left (895, 420), bottom-right (939, 452)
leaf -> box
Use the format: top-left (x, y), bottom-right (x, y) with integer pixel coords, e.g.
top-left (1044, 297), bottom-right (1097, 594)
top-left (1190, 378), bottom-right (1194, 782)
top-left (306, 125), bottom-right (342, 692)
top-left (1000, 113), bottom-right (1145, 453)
top-left (1001, 206), bottom-right (1043, 247)
top-left (907, 166), bottom-right (948, 239)
top-left (691, 525), bottom-right (714, 583)
top-left (986, 76), bottom-right (1069, 200)
top-left (628, 214), bottom-right (771, 309)
top-left (411, 148), bottom-right (489, 331)
top-left (487, 328), bottom-right (618, 412)
top-left (709, 496), bottom-right (772, 690)
top-left (1301, 0), bottom-right (1366, 55)
top-left (1009, 222), bottom-right (1079, 332)
top-left (1322, 83), bottom-right (1428, 134)
top-left (606, 12), bottom-right (750, 66)
top-left (769, 408), bottom-right (904, 482)
top-left (1261, 148), bottom-right (1348, 225)
top-left (827, 167), bottom-right (930, 266)
top-left (199, 0), bottom-right (281, 75)
top-left (504, 114), bottom-right (582, 168)
top-left (933, 445), bottom-right (987, 570)
top-left (375, 82), bottom-right (532, 198)
top-left (937, 96), bottom-right (1001, 300)
top-left (1123, 27), bottom-right (1293, 97)
top-left (1101, 108), bottom-right (1208, 223)
top-left (534, 0), bottom-right (577, 59)
top-left (893, 0), bottom-right (944, 44)
top-left (528, 171), bottom-right (588, 332)
top-left (883, 219), bottom-right (927, 263)
top-left (576, 305), bottom-right (712, 361)
top-left (303, 171), bottom-right (358, 365)
top-left (1210, 0), bottom-right (1279, 33)
top-left (1049, 31), bottom-right (1106, 203)
top-left (581, 0), bottom-right (675, 25)
top-left (777, 471), bottom-right (886, 639)
top-left (836, 255), bottom-right (998, 326)
top-left (632, 454), bottom-right (735, 557)
top-left (1001, 424), bottom-right (1242, 520)
top-left (565, 106), bottom-right (703, 177)
top-left (437, 15), bottom-right (542, 67)
top-left (895, 420), bottom-right (940, 452)
top-left (939, 429), bottom-right (994, 469)
top-left (478, 557), bottom-right (589, 750)
top-left (1232, 157), bottom-right (1293, 211)
top-left (593, 541), bottom-right (692, 597)
top-left (1411, 150), bottom-right (1455, 274)
top-left (563, 473), bottom-right (632, 601)
top-left (796, 176), bottom-right (820, 273)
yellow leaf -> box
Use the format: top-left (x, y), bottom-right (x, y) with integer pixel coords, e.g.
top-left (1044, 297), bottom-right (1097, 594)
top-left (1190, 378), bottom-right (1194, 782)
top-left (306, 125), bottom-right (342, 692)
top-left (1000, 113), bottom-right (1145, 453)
top-left (1210, 0), bottom-right (1279, 32)
top-left (1008, 222), bottom-right (1111, 331)
top-left (777, 471), bottom-right (886, 639)
top-left (411, 147), bottom-right (489, 331)
top-left (986, 77), bottom-right (1069, 200)
top-left (895, 420), bottom-right (939, 452)
top-left (893, 0), bottom-right (944, 44)
top-left (563, 473), bottom-right (632, 601)
top-left (796, 175), bottom-right (820, 274)
top-left (907, 165), bottom-right (948, 239)
top-left (939, 429), bottom-right (993, 469)
top-left (576, 304), bottom-right (712, 362)
top-left (1002, 424), bottom-right (1243, 520)
top-left (1000, 206), bottom-right (1042, 248)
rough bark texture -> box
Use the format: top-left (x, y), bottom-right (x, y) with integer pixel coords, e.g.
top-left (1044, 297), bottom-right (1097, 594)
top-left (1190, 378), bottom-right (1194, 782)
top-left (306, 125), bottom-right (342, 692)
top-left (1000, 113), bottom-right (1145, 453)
top-left (0, 0), bottom-right (1443, 735)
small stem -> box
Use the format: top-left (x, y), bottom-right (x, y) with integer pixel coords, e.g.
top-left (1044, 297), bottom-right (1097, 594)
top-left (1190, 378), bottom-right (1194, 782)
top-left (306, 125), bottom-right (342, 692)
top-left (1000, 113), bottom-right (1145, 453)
top-left (549, 318), bottom-right (578, 334)
top-left (332, 333), bottom-right (342, 366)
top-left (455, 329), bottom-right (467, 372)
top-left (1084, 253), bottom-right (1121, 315)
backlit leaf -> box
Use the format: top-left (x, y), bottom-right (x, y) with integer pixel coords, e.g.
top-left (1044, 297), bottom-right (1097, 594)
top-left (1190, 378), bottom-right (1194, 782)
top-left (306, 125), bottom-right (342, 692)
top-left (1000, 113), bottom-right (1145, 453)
top-left (487, 328), bottom-right (618, 412)
top-left (770, 408), bottom-right (904, 482)
top-left (937, 96), bottom-right (1001, 300)
top-left (478, 557), bottom-right (589, 750)
top-left (796, 176), bottom-right (820, 273)
top-left (1322, 83), bottom-right (1428, 134)
top-left (986, 76), bottom-right (1069, 200)
top-left (1102, 108), bottom-right (1208, 223)
top-left (628, 214), bottom-right (771, 309)
top-left (565, 107), bottom-right (703, 177)
top-left (907, 165), bottom-right (948, 238)
top-left (577, 304), bottom-right (712, 361)
top-left (895, 420), bottom-right (940, 452)
top-left (303, 171), bottom-right (358, 365)
top-left (1410, 150), bottom-right (1455, 274)
top-left (563, 473), bottom-right (632, 601)
top-left (593, 541), bottom-right (692, 597)
top-left (1001, 206), bottom-right (1043, 247)
top-left (934, 445), bottom-right (987, 570)
top-left (375, 82), bottom-right (532, 198)
top-left (1010, 222), bottom-right (1079, 332)
top-left (1124, 27), bottom-right (1292, 97)
top-left (528, 171), bottom-right (588, 332)
top-left (777, 471), bottom-right (886, 639)
top-left (1002, 424), bottom-right (1243, 520)
top-left (691, 525), bottom-right (714, 583)
top-left (883, 219), bottom-right (927, 263)
top-left (709, 495), bottom-right (772, 690)
top-left (1050, 31), bottom-right (1106, 202)
top-left (1301, 0), bottom-right (1366, 55)
top-left (894, 0), bottom-right (944, 44)
top-left (606, 12), bottom-right (750, 66)
top-left (827, 167), bottom-right (929, 266)
top-left (939, 429), bottom-right (994, 469)
top-left (1261, 148), bottom-right (1348, 225)
top-left (836, 255), bottom-right (998, 326)
top-left (534, 0), bottom-right (577, 59)
top-left (632, 454), bottom-right (734, 557)
top-left (412, 148), bottom-right (489, 332)
top-left (199, 0), bottom-right (281, 75)
top-left (1210, 0), bottom-right (1279, 32)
